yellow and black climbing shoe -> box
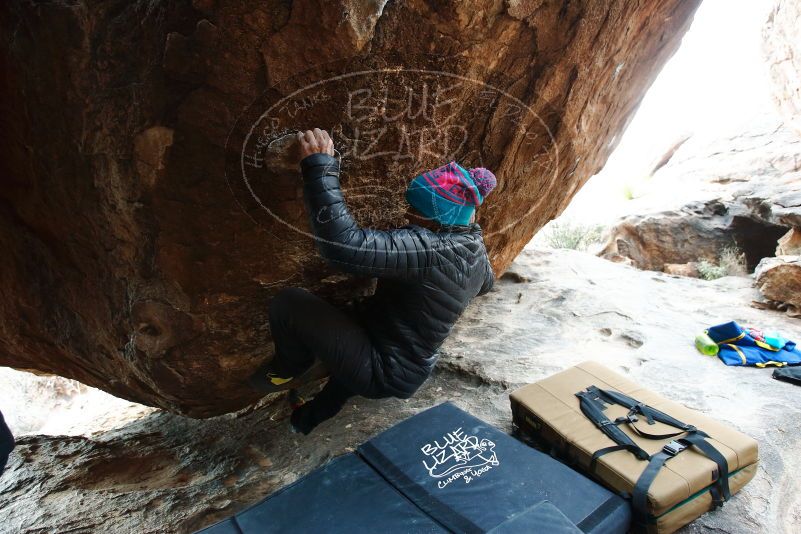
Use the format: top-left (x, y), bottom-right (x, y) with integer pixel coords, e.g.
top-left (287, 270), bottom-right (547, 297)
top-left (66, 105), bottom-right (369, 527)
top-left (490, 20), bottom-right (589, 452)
top-left (248, 362), bottom-right (293, 394)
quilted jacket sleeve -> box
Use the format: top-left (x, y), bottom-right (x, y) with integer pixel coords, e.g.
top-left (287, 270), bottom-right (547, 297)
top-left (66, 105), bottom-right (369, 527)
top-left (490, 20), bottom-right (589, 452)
top-left (300, 153), bottom-right (436, 280)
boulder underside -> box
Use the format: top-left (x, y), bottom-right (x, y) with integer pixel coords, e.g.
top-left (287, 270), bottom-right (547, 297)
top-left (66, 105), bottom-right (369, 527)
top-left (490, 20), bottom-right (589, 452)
top-left (0, 0), bottom-right (700, 416)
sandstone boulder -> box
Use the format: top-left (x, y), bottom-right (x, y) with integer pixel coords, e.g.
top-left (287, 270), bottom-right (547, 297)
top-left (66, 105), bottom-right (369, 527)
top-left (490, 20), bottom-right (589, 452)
top-left (764, 0), bottom-right (801, 134)
top-left (776, 227), bottom-right (801, 256)
top-left (755, 255), bottom-right (801, 313)
top-left (0, 0), bottom-right (701, 416)
top-left (600, 118), bottom-right (801, 272)
top-left (664, 262), bottom-right (700, 278)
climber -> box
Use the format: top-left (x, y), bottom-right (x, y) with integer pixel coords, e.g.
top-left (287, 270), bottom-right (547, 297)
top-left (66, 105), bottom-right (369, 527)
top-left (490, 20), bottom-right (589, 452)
top-left (248, 128), bottom-right (497, 434)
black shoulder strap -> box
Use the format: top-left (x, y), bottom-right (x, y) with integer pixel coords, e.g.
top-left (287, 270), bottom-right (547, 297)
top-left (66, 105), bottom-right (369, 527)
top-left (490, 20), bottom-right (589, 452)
top-left (576, 388), bottom-right (650, 461)
top-left (596, 387), bottom-right (695, 432)
top-left (577, 386), bottom-right (732, 528)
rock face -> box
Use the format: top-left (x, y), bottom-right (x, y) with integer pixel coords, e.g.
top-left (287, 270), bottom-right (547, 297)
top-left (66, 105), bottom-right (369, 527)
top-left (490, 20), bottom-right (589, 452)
top-left (3, 248), bottom-right (800, 533)
top-left (0, 0), bottom-right (701, 416)
top-left (764, 0), bottom-right (801, 134)
top-left (776, 227), bottom-right (801, 256)
top-left (755, 256), bottom-right (801, 314)
top-left (599, 119), bottom-right (801, 272)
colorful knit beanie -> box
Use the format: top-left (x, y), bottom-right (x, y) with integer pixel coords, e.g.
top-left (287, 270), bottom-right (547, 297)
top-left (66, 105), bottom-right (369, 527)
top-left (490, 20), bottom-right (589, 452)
top-left (405, 162), bottom-right (497, 226)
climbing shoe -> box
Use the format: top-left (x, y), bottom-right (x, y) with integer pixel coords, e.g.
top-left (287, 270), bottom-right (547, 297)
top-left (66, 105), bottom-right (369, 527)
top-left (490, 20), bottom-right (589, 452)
top-left (248, 362), bottom-right (294, 394)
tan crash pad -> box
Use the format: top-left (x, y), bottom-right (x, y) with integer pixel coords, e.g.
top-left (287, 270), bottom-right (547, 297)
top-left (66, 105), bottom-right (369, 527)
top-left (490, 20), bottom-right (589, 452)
top-left (510, 361), bottom-right (758, 533)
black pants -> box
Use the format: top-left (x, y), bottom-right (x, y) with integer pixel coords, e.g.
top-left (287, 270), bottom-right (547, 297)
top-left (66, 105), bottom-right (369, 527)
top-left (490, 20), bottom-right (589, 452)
top-left (269, 287), bottom-right (384, 433)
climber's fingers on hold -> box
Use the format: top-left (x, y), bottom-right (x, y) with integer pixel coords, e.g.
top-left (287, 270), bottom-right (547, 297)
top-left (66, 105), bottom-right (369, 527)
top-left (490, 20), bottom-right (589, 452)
top-left (317, 129), bottom-right (334, 156)
top-left (302, 129), bottom-right (317, 148)
top-left (297, 129), bottom-right (334, 159)
top-left (313, 128), bottom-right (330, 152)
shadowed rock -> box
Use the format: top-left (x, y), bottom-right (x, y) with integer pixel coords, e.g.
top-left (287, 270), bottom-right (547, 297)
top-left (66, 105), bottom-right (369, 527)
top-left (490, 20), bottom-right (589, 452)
top-left (0, 0), bottom-right (701, 416)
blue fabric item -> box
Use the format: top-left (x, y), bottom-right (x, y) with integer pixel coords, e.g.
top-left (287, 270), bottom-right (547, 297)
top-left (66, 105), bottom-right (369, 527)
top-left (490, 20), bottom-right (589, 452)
top-left (196, 454), bottom-right (446, 533)
top-left (706, 321), bottom-right (801, 367)
top-left (358, 402), bottom-right (631, 534)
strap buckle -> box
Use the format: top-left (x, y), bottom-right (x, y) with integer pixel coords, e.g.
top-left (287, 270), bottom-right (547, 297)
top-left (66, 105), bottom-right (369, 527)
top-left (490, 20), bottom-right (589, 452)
top-left (662, 440), bottom-right (688, 457)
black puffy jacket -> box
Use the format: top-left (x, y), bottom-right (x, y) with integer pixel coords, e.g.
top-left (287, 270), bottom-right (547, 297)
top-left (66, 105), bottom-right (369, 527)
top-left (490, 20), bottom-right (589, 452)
top-left (301, 153), bottom-right (494, 398)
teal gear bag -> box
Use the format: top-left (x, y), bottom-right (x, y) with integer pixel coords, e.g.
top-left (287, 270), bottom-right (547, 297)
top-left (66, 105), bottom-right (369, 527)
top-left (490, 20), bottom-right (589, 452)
top-left (705, 321), bottom-right (801, 367)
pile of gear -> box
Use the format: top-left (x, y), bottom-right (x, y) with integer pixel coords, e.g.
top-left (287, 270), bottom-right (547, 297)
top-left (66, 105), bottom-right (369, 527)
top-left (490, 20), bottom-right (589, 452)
top-left (696, 320), bottom-right (801, 385)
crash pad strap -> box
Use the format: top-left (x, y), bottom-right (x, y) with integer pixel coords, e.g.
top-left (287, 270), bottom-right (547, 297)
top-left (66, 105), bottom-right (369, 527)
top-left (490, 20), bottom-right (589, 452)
top-left (682, 433), bottom-right (731, 502)
top-left (575, 495), bottom-right (626, 533)
top-left (631, 451), bottom-right (673, 526)
top-left (576, 389), bottom-right (649, 461)
top-left (592, 387), bottom-right (695, 432)
top-left (577, 385), bottom-right (732, 528)
top-left (589, 445), bottom-right (630, 472)
top-left (627, 423), bottom-right (685, 441)
top-left (357, 441), bottom-right (482, 534)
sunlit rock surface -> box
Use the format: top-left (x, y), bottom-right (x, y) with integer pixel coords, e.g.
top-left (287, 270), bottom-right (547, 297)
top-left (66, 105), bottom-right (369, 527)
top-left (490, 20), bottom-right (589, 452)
top-left (756, 256), bottom-right (801, 315)
top-left (764, 0), bottom-right (801, 134)
top-left (600, 118), bottom-right (801, 272)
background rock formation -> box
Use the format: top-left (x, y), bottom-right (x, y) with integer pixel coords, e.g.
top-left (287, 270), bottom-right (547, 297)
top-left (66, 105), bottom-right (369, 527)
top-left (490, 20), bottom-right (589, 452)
top-left (0, 0), bottom-right (701, 416)
top-left (755, 256), bottom-right (801, 317)
top-left (599, 118), bottom-right (801, 273)
top-left (764, 0), bottom-right (801, 135)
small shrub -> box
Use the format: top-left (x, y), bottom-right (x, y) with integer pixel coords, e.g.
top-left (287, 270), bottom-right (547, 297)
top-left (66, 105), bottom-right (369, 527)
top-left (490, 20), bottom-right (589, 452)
top-left (543, 221), bottom-right (605, 251)
top-left (719, 245), bottom-right (747, 276)
top-left (622, 184), bottom-right (636, 201)
top-left (697, 260), bottom-right (727, 280)
top-left (697, 246), bottom-right (747, 280)
top-left (622, 175), bottom-right (651, 201)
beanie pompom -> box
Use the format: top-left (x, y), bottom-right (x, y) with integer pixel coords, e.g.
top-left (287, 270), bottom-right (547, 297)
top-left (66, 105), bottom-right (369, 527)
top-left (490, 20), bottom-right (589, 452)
top-left (469, 168), bottom-right (497, 197)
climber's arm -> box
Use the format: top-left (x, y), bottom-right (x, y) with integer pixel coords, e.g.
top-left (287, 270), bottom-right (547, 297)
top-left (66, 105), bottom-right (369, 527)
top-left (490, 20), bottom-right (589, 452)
top-left (297, 130), bottom-right (432, 280)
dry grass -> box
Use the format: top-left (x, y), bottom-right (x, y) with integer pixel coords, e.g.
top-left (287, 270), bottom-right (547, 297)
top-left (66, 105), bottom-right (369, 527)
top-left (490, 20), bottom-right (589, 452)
top-left (698, 245), bottom-right (747, 280)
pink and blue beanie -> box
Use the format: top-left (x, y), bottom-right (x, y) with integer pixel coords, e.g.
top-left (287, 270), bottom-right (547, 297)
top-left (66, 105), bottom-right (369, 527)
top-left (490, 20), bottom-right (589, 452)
top-left (405, 162), bottom-right (497, 226)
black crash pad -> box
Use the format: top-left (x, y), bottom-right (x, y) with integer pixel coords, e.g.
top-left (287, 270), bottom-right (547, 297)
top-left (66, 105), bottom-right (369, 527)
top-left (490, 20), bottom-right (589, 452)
top-left (196, 453), bottom-right (445, 533)
top-left (358, 402), bottom-right (631, 533)
top-left (196, 402), bottom-right (631, 533)
top-left (486, 501), bottom-right (582, 534)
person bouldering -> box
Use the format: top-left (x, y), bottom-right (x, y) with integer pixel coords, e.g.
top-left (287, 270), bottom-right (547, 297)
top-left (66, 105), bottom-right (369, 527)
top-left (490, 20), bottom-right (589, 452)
top-left (248, 128), bottom-right (497, 434)
top-left (0, 410), bottom-right (14, 476)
